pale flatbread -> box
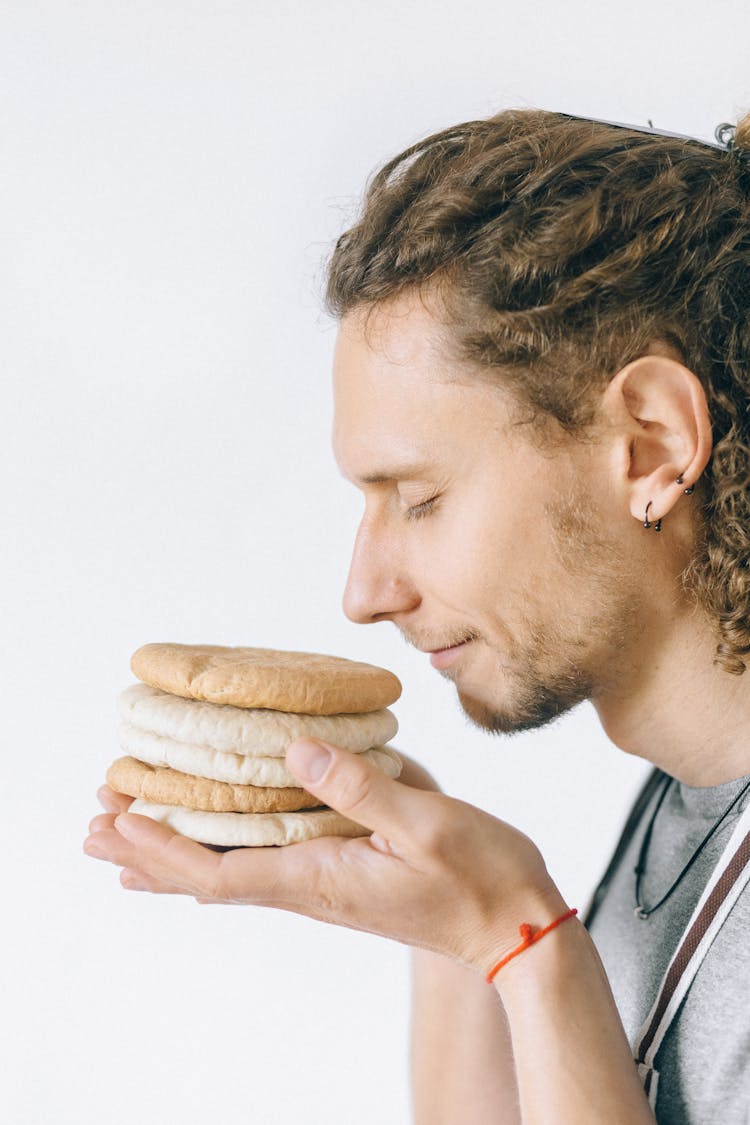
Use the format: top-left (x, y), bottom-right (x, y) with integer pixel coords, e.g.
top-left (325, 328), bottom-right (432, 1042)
top-left (117, 722), bottom-right (403, 787)
top-left (130, 643), bottom-right (402, 714)
top-left (117, 683), bottom-right (397, 756)
top-left (129, 800), bottom-right (371, 846)
top-left (106, 756), bottom-right (324, 813)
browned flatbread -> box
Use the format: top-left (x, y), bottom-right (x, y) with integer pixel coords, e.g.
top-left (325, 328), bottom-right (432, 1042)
top-left (106, 756), bottom-right (325, 813)
top-left (130, 643), bottom-right (402, 714)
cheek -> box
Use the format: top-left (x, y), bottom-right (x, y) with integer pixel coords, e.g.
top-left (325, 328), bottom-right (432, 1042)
top-left (412, 495), bottom-right (518, 601)
top-left (418, 487), bottom-right (558, 613)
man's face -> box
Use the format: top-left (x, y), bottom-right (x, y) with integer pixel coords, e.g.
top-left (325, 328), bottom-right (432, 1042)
top-left (332, 292), bottom-right (641, 735)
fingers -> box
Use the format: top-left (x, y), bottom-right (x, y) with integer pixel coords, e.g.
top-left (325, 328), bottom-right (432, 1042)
top-left (89, 812), bottom-right (119, 834)
top-left (86, 810), bottom-right (295, 904)
top-left (85, 814), bottom-right (222, 897)
top-left (392, 751), bottom-right (443, 793)
top-left (97, 785), bottom-right (134, 814)
top-left (86, 816), bottom-right (222, 897)
top-left (119, 867), bottom-right (192, 895)
top-left (86, 760), bottom-right (420, 912)
top-left (285, 738), bottom-right (437, 850)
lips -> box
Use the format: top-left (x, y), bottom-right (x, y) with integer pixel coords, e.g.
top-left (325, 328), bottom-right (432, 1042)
top-left (427, 639), bottom-right (473, 670)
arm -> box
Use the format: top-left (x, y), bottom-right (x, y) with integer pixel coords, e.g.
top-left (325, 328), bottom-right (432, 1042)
top-left (411, 948), bottom-right (521, 1125)
top-left (86, 741), bottom-right (655, 1124)
top-left (398, 756), bottom-right (520, 1123)
top-left (491, 896), bottom-right (654, 1124)
top-left (395, 761), bottom-right (649, 1123)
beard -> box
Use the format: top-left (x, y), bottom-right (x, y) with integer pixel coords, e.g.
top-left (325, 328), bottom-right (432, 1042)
top-left (443, 489), bottom-right (641, 736)
top-left (453, 641), bottom-right (597, 734)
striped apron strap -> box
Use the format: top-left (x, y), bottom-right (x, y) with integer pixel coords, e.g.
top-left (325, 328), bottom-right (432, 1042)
top-left (633, 799), bottom-right (750, 1109)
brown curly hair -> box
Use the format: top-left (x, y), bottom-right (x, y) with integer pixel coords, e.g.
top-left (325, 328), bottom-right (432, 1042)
top-left (323, 108), bottom-right (750, 675)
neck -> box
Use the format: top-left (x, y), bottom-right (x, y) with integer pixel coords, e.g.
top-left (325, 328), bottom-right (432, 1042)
top-left (592, 609), bottom-right (750, 787)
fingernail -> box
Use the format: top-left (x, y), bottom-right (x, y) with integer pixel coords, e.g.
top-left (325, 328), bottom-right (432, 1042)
top-left (84, 839), bottom-right (104, 858)
top-left (369, 832), bottom-right (393, 854)
top-left (114, 814), bottom-right (137, 839)
top-left (287, 739), bottom-right (332, 782)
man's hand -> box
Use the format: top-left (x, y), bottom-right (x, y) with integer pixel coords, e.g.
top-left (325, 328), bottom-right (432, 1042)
top-left (87, 751), bottom-right (441, 893)
top-left (84, 739), bottom-right (564, 972)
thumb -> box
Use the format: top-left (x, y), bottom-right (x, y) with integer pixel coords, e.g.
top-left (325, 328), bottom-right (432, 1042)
top-left (285, 737), bottom-right (424, 844)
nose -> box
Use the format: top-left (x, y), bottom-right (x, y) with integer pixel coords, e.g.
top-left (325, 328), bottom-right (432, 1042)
top-left (342, 517), bottom-right (420, 624)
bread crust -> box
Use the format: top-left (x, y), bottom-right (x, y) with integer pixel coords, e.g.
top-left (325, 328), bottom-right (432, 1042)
top-left (130, 643), bottom-right (402, 714)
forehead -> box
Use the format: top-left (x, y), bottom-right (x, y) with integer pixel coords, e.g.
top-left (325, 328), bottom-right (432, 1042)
top-left (333, 294), bottom-right (451, 412)
top-left (331, 293), bottom-right (514, 481)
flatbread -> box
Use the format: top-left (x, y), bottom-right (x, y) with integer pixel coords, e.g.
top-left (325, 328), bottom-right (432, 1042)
top-left (117, 683), bottom-right (397, 756)
top-left (130, 643), bottom-right (402, 714)
top-left (117, 723), bottom-right (403, 787)
top-left (129, 799), bottom-right (371, 846)
top-left (106, 756), bottom-right (324, 813)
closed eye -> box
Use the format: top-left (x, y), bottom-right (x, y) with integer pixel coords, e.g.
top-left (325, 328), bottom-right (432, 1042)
top-left (405, 495), bottom-right (440, 521)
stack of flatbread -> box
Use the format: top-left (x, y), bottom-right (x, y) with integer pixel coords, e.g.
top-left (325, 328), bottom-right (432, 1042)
top-left (106, 643), bottom-right (402, 848)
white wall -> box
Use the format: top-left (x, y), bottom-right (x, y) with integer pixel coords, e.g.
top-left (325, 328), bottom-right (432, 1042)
top-left (3, 2), bottom-right (748, 1122)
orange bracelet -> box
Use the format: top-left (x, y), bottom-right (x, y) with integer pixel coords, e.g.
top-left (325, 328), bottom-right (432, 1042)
top-left (485, 907), bottom-right (579, 984)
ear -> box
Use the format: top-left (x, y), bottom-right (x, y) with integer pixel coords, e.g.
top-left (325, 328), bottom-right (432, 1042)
top-left (601, 355), bottom-right (713, 524)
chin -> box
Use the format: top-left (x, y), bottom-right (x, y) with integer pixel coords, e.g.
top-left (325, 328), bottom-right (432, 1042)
top-left (456, 682), bottom-right (585, 736)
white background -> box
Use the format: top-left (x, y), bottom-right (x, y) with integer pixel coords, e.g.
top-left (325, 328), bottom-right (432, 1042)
top-left (2, 2), bottom-right (748, 1122)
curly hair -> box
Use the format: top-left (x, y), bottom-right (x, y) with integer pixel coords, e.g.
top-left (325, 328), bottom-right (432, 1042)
top-left (323, 108), bottom-right (750, 675)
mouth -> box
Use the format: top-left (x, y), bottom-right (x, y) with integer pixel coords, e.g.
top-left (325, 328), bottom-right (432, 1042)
top-left (425, 638), bottom-right (474, 670)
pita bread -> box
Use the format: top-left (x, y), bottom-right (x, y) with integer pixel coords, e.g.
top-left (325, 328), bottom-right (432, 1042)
top-left (106, 756), bottom-right (324, 812)
top-left (117, 683), bottom-right (397, 756)
top-left (130, 643), bottom-right (402, 714)
top-left (129, 799), bottom-right (371, 846)
top-left (117, 722), bottom-right (403, 787)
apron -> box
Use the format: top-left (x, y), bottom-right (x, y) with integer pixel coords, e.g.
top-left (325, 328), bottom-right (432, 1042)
top-left (632, 797), bottom-right (750, 1109)
top-left (583, 770), bottom-right (750, 1112)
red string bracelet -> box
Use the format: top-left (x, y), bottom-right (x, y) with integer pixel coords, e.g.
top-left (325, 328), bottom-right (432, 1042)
top-left (485, 907), bottom-right (579, 984)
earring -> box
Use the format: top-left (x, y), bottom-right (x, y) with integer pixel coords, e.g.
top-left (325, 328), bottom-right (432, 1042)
top-left (676, 473), bottom-right (696, 494)
top-left (644, 502), bottom-right (663, 532)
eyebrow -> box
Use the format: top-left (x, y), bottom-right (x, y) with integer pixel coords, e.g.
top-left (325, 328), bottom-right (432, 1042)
top-left (340, 462), bottom-right (434, 485)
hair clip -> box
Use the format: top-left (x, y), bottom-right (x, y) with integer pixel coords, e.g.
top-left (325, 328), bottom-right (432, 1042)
top-left (559, 111), bottom-right (748, 162)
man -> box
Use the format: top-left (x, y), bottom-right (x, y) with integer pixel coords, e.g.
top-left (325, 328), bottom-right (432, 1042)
top-left (85, 108), bottom-right (750, 1122)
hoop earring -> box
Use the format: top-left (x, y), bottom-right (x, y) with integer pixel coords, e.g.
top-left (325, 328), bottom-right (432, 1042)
top-left (677, 473), bottom-right (695, 494)
top-left (644, 502), bottom-right (662, 532)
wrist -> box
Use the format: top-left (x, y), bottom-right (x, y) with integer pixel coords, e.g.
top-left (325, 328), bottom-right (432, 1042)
top-left (485, 897), bottom-right (654, 1123)
top-left (491, 894), bottom-right (592, 1004)
top-left (463, 881), bottom-right (571, 977)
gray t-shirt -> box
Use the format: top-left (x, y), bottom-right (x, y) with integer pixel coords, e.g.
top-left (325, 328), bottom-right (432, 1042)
top-left (587, 769), bottom-right (750, 1124)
